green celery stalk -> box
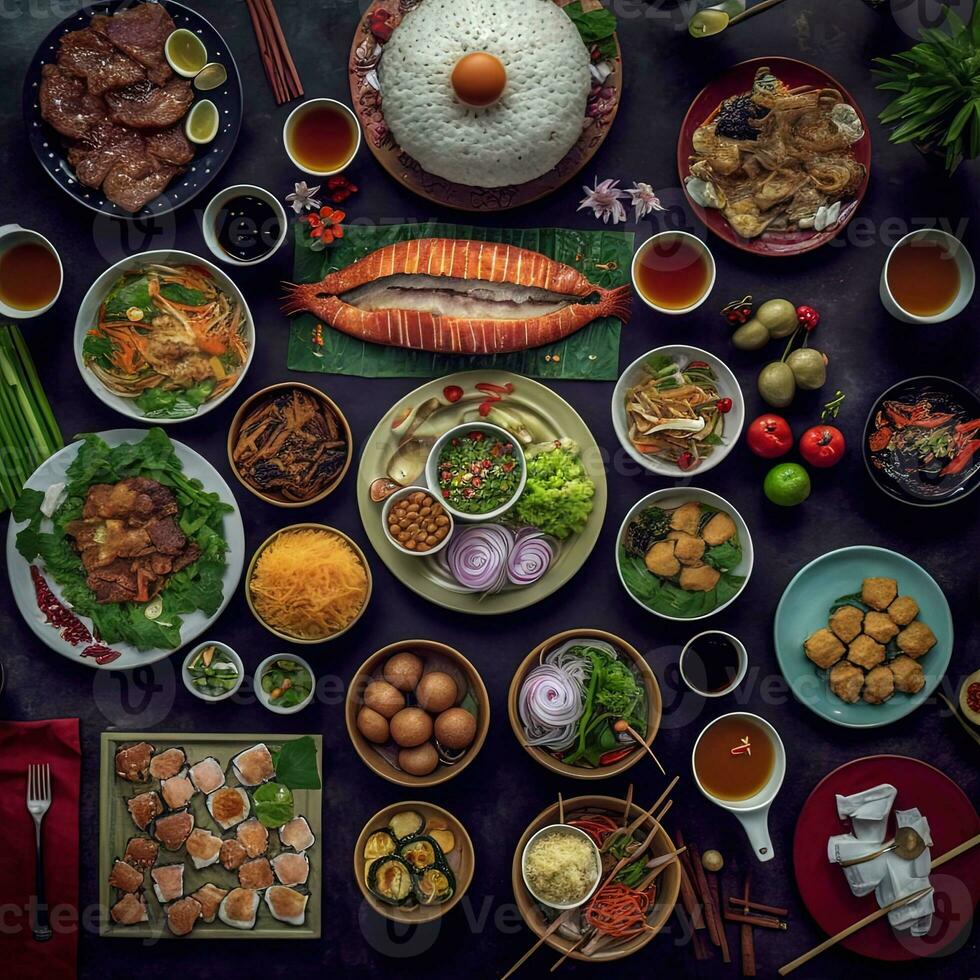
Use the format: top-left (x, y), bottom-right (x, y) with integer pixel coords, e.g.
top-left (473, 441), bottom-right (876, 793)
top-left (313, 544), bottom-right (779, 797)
top-left (0, 327), bottom-right (51, 467)
top-left (0, 392), bottom-right (28, 502)
top-left (0, 361), bottom-right (34, 487)
top-left (7, 324), bottom-right (63, 454)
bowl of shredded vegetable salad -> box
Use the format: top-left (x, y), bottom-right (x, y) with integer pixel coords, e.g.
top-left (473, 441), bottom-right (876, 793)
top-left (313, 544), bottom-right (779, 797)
top-left (612, 345), bottom-right (743, 476)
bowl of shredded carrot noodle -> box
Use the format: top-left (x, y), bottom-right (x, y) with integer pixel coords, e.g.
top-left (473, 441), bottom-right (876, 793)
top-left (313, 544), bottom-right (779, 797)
top-left (512, 795), bottom-right (680, 962)
top-left (246, 523), bottom-right (372, 643)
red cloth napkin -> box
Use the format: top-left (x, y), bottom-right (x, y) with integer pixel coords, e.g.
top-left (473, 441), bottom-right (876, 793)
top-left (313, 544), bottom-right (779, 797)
top-left (0, 719), bottom-right (80, 980)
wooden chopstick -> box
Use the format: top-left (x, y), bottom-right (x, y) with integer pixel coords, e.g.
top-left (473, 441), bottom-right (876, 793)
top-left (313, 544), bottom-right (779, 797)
top-left (778, 831), bottom-right (980, 975)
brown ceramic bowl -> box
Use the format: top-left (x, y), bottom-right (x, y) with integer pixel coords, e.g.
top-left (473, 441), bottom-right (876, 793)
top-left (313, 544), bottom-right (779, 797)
top-left (512, 795), bottom-right (680, 962)
top-left (346, 639), bottom-right (489, 787)
top-left (226, 381), bottom-right (352, 507)
top-left (245, 523), bottom-right (372, 644)
top-left (507, 629), bottom-right (662, 780)
top-left (354, 800), bottom-right (475, 924)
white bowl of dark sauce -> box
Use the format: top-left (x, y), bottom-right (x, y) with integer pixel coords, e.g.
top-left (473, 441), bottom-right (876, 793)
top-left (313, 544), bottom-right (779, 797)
top-left (202, 184), bottom-right (287, 266)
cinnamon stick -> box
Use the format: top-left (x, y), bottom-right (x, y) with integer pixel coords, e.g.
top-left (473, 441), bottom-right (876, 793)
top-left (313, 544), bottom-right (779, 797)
top-left (244, 0), bottom-right (286, 103)
top-left (690, 843), bottom-right (723, 948)
top-left (673, 831), bottom-right (706, 930)
top-left (708, 874), bottom-right (731, 963)
top-left (725, 910), bottom-right (788, 931)
top-left (740, 875), bottom-right (756, 977)
top-left (259, 0), bottom-right (304, 98)
top-left (727, 896), bottom-right (790, 918)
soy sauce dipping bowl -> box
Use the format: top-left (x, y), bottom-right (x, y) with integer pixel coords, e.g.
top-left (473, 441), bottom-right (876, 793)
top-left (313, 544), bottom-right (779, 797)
top-left (863, 375), bottom-right (980, 508)
top-left (202, 184), bottom-right (287, 267)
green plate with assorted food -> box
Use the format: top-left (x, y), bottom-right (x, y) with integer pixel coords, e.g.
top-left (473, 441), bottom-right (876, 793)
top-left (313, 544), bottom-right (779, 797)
top-left (100, 732), bottom-right (322, 939)
top-left (357, 370), bottom-right (607, 614)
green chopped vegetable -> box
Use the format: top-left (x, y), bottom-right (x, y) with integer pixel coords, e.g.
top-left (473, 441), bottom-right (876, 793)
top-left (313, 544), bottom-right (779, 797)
top-left (512, 443), bottom-right (595, 540)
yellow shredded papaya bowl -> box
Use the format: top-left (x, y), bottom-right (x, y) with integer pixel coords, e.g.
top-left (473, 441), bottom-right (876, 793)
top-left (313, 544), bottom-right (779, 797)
top-left (246, 523), bottom-right (372, 643)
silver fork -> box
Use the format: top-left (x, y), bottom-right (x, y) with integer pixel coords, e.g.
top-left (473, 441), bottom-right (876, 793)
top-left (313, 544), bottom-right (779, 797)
top-left (26, 764), bottom-right (53, 942)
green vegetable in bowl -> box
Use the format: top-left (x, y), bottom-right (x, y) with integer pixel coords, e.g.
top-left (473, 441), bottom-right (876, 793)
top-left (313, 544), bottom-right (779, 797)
top-left (622, 506), bottom-right (671, 558)
top-left (512, 441), bottom-right (595, 540)
top-left (186, 644), bottom-right (239, 697)
top-left (253, 781), bottom-right (294, 828)
top-left (260, 658), bottom-right (313, 708)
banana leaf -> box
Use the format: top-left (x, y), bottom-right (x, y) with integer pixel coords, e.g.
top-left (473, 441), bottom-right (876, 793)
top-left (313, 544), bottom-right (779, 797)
top-left (286, 221), bottom-right (633, 381)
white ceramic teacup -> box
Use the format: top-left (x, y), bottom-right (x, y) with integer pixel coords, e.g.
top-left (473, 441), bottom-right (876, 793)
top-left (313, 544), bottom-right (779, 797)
top-left (631, 231), bottom-right (716, 315)
top-left (201, 184), bottom-right (288, 267)
top-left (680, 630), bottom-right (748, 698)
top-left (283, 98), bottom-right (361, 177)
top-left (0, 224), bottom-right (63, 319)
top-left (880, 229), bottom-right (975, 324)
top-left (692, 712), bottom-right (786, 863)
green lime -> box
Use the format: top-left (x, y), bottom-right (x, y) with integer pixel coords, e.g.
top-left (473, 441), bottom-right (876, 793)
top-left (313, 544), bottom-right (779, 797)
top-left (185, 99), bottom-right (218, 145)
top-left (764, 462), bottom-right (811, 507)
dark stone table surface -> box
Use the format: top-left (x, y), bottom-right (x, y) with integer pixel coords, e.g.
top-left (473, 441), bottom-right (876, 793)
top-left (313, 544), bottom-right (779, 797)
top-left (0, 0), bottom-right (977, 977)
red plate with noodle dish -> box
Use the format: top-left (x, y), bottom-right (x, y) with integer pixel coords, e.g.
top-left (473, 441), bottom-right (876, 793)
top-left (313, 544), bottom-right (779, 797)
top-left (677, 57), bottom-right (872, 256)
top-left (793, 755), bottom-right (980, 961)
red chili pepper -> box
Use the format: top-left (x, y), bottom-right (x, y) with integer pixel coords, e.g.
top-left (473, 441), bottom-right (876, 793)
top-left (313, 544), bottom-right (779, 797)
top-left (443, 385), bottom-right (463, 403)
top-left (968, 682), bottom-right (980, 713)
top-left (955, 418), bottom-right (980, 435)
top-left (477, 400), bottom-right (494, 417)
top-left (716, 397), bottom-right (733, 414)
top-left (475, 382), bottom-right (514, 396)
top-left (688, 360), bottom-right (709, 369)
top-left (868, 426), bottom-right (891, 453)
top-left (469, 431), bottom-right (484, 441)
top-left (82, 644), bottom-right (122, 666)
top-left (939, 439), bottom-right (980, 476)
top-left (677, 451), bottom-right (695, 471)
top-left (599, 747), bottom-right (633, 766)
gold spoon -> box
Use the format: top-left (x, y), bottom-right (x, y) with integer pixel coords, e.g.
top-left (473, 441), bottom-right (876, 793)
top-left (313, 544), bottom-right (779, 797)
top-left (839, 826), bottom-right (926, 868)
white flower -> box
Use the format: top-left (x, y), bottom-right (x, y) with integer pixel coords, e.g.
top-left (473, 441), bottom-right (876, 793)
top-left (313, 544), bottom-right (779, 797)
top-left (578, 177), bottom-right (627, 225)
top-left (626, 182), bottom-right (666, 221)
top-left (285, 181), bottom-right (322, 214)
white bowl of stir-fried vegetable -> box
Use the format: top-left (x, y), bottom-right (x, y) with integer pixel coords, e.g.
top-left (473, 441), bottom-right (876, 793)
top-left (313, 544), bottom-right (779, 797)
top-left (74, 249), bottom-right (255, 424)
top-left (612, 345), bottom-right (743, 477)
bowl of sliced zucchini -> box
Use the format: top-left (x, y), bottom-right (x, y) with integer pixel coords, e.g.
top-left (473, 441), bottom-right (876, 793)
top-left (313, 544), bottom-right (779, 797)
top-left (354, 801), bottom-right (474, 924)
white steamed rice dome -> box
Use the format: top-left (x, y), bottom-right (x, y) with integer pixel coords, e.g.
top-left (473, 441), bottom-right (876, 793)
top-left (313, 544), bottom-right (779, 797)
top-left (379, 0), bottom-right (591, 187)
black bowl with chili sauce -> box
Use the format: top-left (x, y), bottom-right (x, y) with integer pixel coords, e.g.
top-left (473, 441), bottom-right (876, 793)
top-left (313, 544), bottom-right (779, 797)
top-left (864, 376), bottom-right (980, 507)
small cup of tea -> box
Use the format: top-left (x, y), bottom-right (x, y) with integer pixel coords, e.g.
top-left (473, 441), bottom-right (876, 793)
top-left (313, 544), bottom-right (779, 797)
top-left (692, 711), bottom-right (785, 863)
top-left (202, 185), bottom-right (288, 267)
top-left (631, 231), bottom-right (716, 315)
top-left (0, 225), bottom-right (63, 319)
top-left (880, 229), bottom-right (975, 324)
top-left (679, 630), bottom-right (747, 698)
top-left (283, 98), bottom-right (361, 177)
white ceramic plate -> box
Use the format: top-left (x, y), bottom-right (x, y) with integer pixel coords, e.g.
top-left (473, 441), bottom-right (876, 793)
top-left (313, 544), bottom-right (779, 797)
top-left (616, 487), bottom-right (754, 621)
top-left (612, 345), bottom-right (744, 477)
top-left (73, 249), bottom-right (255, 424)
top-left (6, 429), bottom-right (245, 670)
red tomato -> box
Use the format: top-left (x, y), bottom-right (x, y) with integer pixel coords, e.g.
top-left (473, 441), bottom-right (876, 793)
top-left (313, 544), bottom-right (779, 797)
top-left (746, 414), bottom-right (793, 458)
top-left (799, 425), bottom-right (846, 468)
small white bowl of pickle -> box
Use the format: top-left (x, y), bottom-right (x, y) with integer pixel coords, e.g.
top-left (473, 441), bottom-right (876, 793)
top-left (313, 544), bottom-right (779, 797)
top-left (254, 654), bottom-right (316, 714)
top-left (182, 641), bottom-right (244, 702)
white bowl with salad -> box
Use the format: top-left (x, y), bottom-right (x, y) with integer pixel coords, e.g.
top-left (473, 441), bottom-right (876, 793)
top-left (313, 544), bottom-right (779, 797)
top-left (182, 641), bottom-right (244, 702)
top-left (254, 654), bottom-right (316, 715)
top-left (612, 345), bottom-right (744, 477)
top-left (74, 249), bottom-right (255, 424)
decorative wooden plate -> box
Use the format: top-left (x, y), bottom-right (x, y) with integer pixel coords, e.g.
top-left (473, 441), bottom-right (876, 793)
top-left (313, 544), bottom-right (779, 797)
top-left (348, 0), bottom-right (621, 211)
top-left (677, 57), bottom-right (872, 256)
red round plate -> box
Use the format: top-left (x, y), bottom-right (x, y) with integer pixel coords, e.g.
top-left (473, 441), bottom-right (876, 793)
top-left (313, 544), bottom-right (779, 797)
top-left (793, 755), bottom-right (980, 962)
top-left (677, 56), bottom-right (872, 257)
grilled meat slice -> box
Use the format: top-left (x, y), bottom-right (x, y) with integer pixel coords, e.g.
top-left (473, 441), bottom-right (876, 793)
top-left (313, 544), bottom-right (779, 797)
top-left (90, 3), bottom-right (176, 86)
top-left (67, 120), bottom-right (145, 189)
top-left (145, 125), bottom-right (194, 165)
top-left (39, 63), bottom-right (107, 139)
top-left (106, 78), bottom-right (192, 130)
top-left (83, 478), bottom-right (179, 520)
top-left (58, 27), bottom-right (145, 95)
top-left (146, 516), bottom-right (188, 555)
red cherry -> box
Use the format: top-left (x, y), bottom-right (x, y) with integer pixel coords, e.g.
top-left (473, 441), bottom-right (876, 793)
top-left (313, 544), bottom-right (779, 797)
top-left (716, 397), bottom-right (733, 414)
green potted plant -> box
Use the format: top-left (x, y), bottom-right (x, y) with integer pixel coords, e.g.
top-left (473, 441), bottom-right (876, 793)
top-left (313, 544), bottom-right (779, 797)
top-left (873, 5), bottom-right (980, 173)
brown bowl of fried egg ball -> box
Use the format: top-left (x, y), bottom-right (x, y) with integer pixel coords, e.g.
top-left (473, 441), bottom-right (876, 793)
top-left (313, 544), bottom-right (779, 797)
top-left (346, 640), bottom-right (489, 786)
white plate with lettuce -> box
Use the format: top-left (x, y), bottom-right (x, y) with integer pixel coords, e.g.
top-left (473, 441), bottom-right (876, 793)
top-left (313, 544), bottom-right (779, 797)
top-left (7, 428), bottom-right (244, 669)
top-left (74, 249), bottom-right (255, 423)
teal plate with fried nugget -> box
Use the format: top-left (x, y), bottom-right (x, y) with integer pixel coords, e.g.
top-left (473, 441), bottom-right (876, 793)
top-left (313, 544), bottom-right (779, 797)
top-left (774, 546), bottom-right (952, 729)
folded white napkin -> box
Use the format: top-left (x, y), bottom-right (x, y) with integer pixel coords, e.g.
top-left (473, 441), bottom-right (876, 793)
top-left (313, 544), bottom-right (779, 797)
top-left (827, 787), bottom-right (933, 935)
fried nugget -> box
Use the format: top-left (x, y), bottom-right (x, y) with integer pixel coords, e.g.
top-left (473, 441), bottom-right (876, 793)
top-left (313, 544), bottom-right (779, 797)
top-left (890, 655), bottom-right (925, 694)
top-left (862, 665), bottom-right (895, 704)
top-left (896, 621), bottom-right (937, 658)
top-left (679, 564), bottom-right (721, 592)
top-left (667, 530), bottom-right (705, 565)
top-left (701, 511), bottom-right (737, 546)
top-left (829, 661), bottom-right (865, 704)
top-left (863, 611), bottom-right (900, 644)
top-left (645, 540), bottom-right (680, 578)
top-left (829, 605), bottom-right (864, 643)
top-left (670, 501), bottom-right (702, 535)
top-left (861, 577), bottom-right (898, 611)
top-left (804, 628), bottom-right (845, 669)
top-left (848, 634), bottom-right (886, 670)
top-left (887, 595), bottom-right (919, 626)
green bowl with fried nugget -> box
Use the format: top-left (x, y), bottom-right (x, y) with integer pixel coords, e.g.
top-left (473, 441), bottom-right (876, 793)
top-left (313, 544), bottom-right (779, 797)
top-left (774, 546), bottom-right (953, 729)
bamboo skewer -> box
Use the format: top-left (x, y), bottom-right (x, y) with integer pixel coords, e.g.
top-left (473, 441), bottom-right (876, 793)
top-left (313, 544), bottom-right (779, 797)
top-left (624, 723), bottom-right (666, 775)
top-left (778, 832), bottom-right (980, 976)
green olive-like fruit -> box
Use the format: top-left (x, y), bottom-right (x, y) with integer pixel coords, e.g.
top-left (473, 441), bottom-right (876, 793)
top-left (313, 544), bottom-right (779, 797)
top-left (786, 348), bottom-right (827, 390)
top-left (756, 299), bottom-right (798, 338)
top-left (731, 318), bottom-right (771, 351)
top-left (758, 361), bottom-right (796, 407)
